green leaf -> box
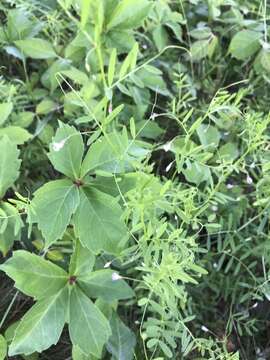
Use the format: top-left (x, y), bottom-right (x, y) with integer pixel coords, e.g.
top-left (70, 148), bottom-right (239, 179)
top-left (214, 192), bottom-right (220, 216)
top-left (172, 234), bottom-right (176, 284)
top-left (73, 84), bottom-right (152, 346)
top-left (72, 345), bottom-right (97, 359)
top-left (69, 240), bottom-right (95, 277)
top-left (260, 49), bottom-right (270, 72)
top-left (69, 286), bottom-right (111, 357)
top-left (78, 269), bottom-right (134, 301)
top-left (229, 30), bottom-right (261, 60)
top-left (0, 102), bottom-right (13, 126)
top-left (48, 122), bottom-right (84, 180)
top-left (0, 203), bottom-right (23, 255)
top-left (190, 40), bottom-right (209, 61)
top-left (81, 0), bottom-right (93, 28)
top-left (197, 124), bottom-right (221, 149)
top-left (31, 179), bottom-right (80, 248)
top-left (36, 99), bottom-right (57, 115)
top-left (0, 126), bottom-right (32, 144)
top-left (15, 39), bottom-right (57, 59)
top-left (108, 48), bottom-right (117, 87)
top-left (159, 340), bottom-right (173, 358)
top-left (0, 335), bottom-right (7, 360)
top-left (183, 161), bottom-right (211, 185)
top-left (119, 43), bottom-right (139, 79)
top-left (61, 67), bottom-right (89, 85)
top-left (0, 136), bottom-right (21, 198)
top-left (80, 131), bottom-right (133, 177)
top-left (74, 186), bottom-right (127, 254)
top-left (0, 250), bottom-right (68, 299)
top-left (107, 312), bottom-right (136, 360)
top-left (9, 287), bottom-right (68, 356)
top-left (218, 142), bottom-right (239, 161)
top-left (153, 25), bottom-right (169, 52)
top-left (189, 27), bottom-right (212, 40)
top-left (12, 111), bottom-right (35, 128)
top-left (107, 0), bottom-right (151, 30)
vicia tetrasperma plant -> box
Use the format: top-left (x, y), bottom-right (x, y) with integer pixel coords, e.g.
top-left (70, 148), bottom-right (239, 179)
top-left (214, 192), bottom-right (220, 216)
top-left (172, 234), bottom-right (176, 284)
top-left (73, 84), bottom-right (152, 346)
top-left (0, 0), bottom-right (270, 359)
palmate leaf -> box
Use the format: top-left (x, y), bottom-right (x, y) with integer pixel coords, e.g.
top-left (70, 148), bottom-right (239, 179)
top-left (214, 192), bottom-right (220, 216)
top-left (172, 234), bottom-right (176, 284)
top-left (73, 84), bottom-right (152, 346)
top-left (73, 186), bottom-right (128, 254)
top-left (0, 251), bottom-right (68, 299)
top-left (0, 136), bottom-right (21, 198)
top-left (9, 286), bottom-right (68, 356)
top-left (48, 122), bottom-right (84, 180)
top-left (30, 179), bottom-right (80, 248)
top-left (78, 269), bottom-right (134, 302)
top-left (69, 286), bottom-right (111, 358)
top-left (107, 312), bottom-right (136, 360)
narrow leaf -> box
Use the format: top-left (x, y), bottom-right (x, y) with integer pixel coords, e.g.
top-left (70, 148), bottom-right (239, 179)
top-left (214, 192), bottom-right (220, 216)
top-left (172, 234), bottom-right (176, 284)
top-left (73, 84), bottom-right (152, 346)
top-left (108, 48), bottom-right (117, 87)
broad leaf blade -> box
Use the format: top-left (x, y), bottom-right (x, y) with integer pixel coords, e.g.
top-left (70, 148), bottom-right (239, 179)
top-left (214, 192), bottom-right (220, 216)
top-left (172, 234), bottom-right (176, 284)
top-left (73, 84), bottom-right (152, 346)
top-left (79, 269), bottom-right (134, 301)
top-left (0, 335), bottom-right (7, 360)
top-left (80, 131), bottom-right (131, 177)
top-left (31, 179), bottom-right (80, 248)
top-left (69, 240), bottom-right (95, 277)
top-left (69, 286), bottom-right (111, 357)
top-left (107, 0), bottom-right (151, 30)
top-left (48, 122), bottom-right (84, 180)
top-left (229, 30), bottom-right (261, 60)
top-left (9, 287), bottom-right (68, 356)
top-left (15, 38), bottom-right (57, 59)
top-left (74, 187), bottom-right (128, 254)
top-left (0, 203), bottom-right (23, 255)
top-left (0, 126), bottom-right (32, 144)
top-left (0, 102), bottom-right (13, 126)
top-left (0, 250), bottom-right (68, 299)
top-left (0, 136), bottom-right (21, 198)
top-left (107, 312), bottom-right (136, 360)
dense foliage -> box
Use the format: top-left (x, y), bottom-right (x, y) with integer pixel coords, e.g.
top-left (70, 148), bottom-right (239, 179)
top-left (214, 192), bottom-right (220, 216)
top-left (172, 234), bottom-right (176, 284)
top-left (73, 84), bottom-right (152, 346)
top-left (0, 0), bottom-right (270, 359)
